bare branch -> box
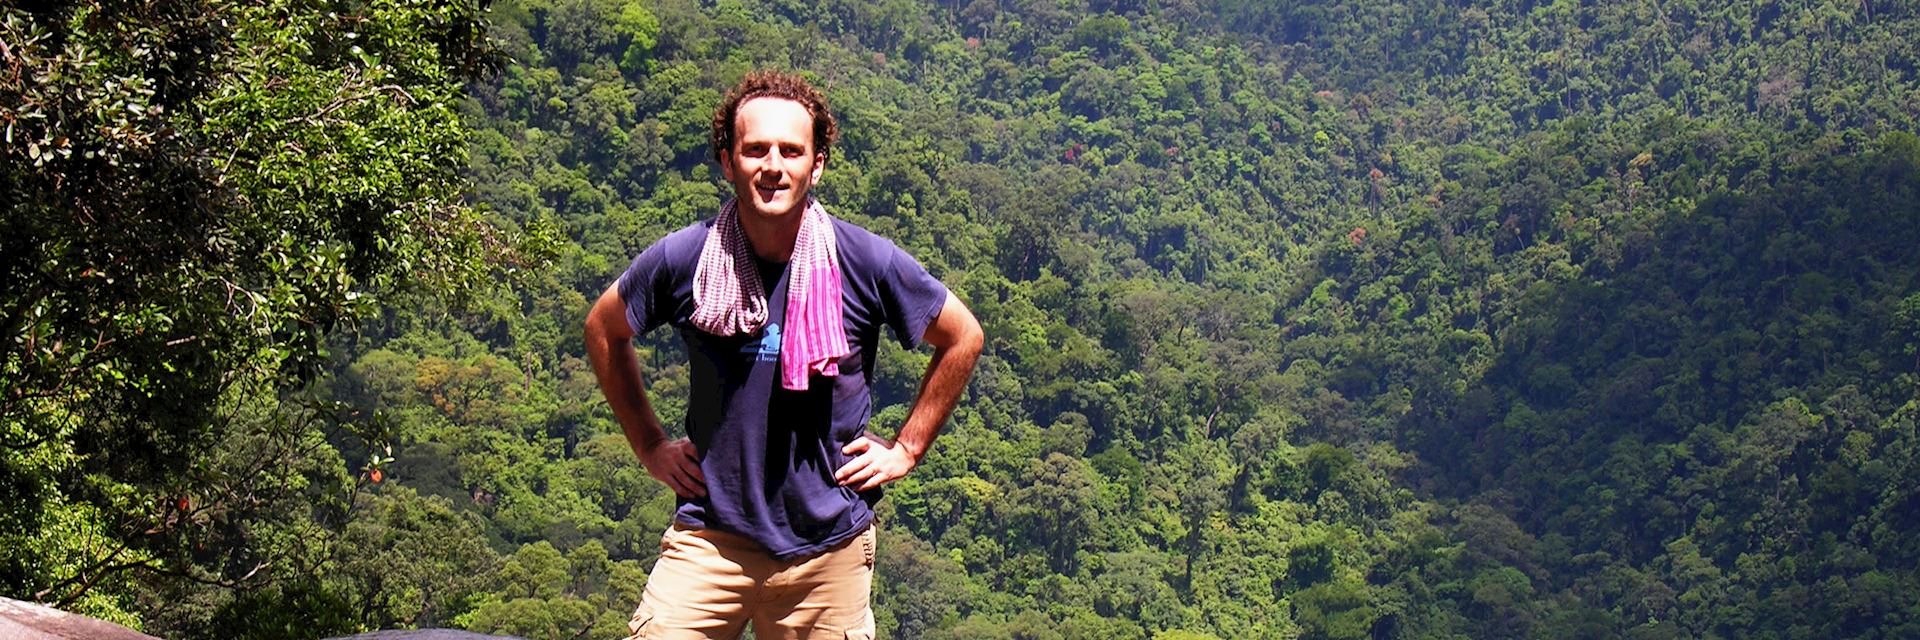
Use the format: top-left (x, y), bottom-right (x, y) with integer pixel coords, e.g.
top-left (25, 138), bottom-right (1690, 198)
top-left (289, 84), bottom-right (418, 126)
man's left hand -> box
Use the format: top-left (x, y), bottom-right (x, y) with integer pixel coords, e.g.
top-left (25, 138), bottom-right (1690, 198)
top-left (835, 434), bottom-right (917, 491)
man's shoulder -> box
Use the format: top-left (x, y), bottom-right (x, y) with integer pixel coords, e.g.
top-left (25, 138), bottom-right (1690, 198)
top-left (829, 217), bottom-right (907, 270)
top-left (644, 219), bottom-right (715, 265)
top-left (664, 218), bottom-right (716, 246)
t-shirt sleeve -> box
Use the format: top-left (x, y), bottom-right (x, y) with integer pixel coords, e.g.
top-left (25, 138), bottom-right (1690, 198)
top-left (880, 245), bottom-right (950, 349)
top-left (616, 240), bottom-right (675, 335)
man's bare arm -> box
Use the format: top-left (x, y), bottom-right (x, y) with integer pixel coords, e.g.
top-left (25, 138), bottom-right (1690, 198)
top-left (835, 291), bottom-right (984, 490)
top-left (584, 284), bottom-right (705, 498)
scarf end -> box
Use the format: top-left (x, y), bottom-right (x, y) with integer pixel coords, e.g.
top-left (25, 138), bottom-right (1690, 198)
top-left (780, 357), bottom-right (842, 392)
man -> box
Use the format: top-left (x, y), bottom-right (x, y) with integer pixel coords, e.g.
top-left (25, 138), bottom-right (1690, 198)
top-left (584, 71), bottom-right (983, 639)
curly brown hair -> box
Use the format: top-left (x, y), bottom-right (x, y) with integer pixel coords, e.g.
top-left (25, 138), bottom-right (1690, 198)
top-left (711, 70), bottom-right (837, 163)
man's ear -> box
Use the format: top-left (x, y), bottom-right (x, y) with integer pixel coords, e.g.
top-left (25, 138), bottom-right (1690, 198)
top-left (717, 149), bottom-right (734, 181)
top-left (810, 152), bottom-right (827, 185)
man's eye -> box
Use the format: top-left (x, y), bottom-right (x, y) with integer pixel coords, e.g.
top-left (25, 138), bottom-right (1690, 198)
top-left (781, 147), bottom-right (805, 158)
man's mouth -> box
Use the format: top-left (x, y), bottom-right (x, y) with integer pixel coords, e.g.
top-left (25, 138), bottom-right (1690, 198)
top-left (755, 184), bottom-right (787, 200)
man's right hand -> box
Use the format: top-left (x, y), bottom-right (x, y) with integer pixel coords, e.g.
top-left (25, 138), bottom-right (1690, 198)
top-left (586, 285), bottom-right (704, 500)
top-left (640, 437), bottom-right (706, 499)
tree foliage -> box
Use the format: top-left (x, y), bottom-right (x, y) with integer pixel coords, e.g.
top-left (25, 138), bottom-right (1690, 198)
top-left (1, 0), bottom-right (503, 628)
top-left (9, 0), bottom-right (1920, 638)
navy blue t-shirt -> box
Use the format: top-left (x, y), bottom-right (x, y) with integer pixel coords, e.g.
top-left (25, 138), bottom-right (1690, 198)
top-left (616, 217), bottom-right (948, 559)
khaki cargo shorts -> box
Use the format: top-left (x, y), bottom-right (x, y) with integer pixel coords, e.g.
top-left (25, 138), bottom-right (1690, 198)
top-left (626, 523), bottom-right (876, 640)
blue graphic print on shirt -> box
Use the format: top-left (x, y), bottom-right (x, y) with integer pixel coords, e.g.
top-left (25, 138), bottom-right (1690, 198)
top-left (743, 323), bottom-right (781, 362)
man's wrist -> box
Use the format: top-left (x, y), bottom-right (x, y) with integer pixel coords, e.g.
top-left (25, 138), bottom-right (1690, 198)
top-left (633, 432), bottom-right (668, 456)
top-left (897, 435), bottom-right (927, 462)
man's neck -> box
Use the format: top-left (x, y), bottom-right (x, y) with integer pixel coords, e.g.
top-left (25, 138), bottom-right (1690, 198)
top-left (736, 206), bottom-right (803, 263)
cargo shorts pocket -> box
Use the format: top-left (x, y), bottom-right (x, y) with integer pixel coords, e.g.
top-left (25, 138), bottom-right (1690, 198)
top-left (843, 606), bottom-right (876, 640)
top-left (861, 527), bottom-right (875, 570)
top-left (625, 602), bottom-right (656, 640)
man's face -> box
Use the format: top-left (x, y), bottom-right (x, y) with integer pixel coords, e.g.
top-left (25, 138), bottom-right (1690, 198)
top-left (719, 97), bottom-right (824, 222)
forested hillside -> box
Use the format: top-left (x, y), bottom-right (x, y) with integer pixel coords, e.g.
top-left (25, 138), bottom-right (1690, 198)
top-left (8, 0), bottom-right (1920, 638)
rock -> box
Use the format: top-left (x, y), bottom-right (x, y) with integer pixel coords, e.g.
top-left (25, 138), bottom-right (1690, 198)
top-left (324, 631), bottom-right (526, 640)
top-left (0, 597), bottom-right (159, 640)
top-left (0, 596), bottom-right (523, 640)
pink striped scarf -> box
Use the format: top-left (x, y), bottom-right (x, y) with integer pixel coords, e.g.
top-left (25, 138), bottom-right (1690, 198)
top-left (689, 198), bottom-right (849, 391)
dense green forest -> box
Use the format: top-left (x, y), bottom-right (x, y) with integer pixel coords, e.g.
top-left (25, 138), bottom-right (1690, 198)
top-left (6, 0), bottom-right (1920, 638)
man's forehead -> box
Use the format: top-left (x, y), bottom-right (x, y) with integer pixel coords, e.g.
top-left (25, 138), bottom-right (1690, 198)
top-left (735, 97), bottom-right (814, 141)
